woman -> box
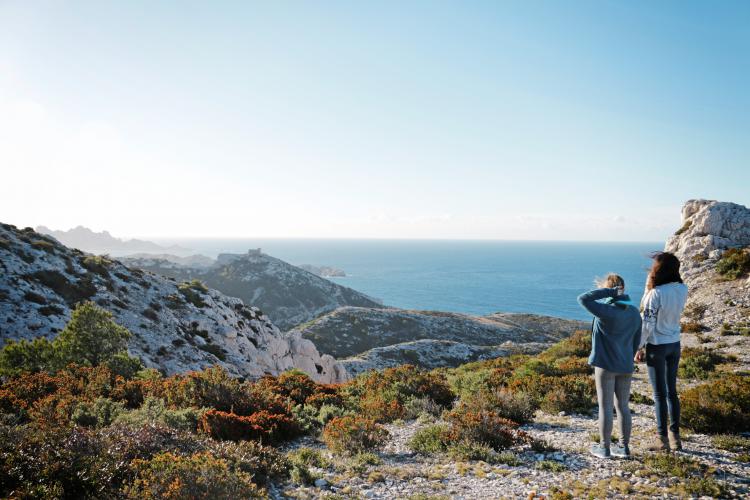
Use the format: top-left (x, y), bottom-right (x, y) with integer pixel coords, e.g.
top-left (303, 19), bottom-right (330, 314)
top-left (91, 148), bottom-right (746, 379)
top-left (578, 274), bottom-right (642, 459)
top-left (635, 252), bottom-right (688, 451)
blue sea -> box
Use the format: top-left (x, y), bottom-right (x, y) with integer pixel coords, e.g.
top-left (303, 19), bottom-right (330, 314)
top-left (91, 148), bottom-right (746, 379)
top-left (156, 239), bottom-right (662, 321)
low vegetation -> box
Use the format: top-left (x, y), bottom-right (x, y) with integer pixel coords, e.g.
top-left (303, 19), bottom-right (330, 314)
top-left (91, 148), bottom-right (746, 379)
top-left (716, 247), bottom-right (750, 280)
top-left (1, 306), bottom-right (747, 497)
top-left (678, 347), bottom-right (735, 379)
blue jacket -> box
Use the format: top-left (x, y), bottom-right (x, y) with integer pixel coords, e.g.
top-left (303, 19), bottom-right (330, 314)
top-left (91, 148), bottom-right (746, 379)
top-left (577, 288), bottom-right (642, 373)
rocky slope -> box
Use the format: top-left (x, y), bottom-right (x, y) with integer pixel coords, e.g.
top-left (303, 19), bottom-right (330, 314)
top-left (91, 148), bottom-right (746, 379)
top-left (0, 224), bottom-right (347, 383)
top-left (290, 306), bottom-right (586, 364)
top-left (340, 339), bottom-right (547, 377)
top-left (664, 199), bottom-right (750, 362)
top-left (122, 251), bottom-right (382, 331)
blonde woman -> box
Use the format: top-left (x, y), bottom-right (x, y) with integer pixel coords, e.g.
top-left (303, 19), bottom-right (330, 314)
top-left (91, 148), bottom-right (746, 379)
top-left (578, 274), bottom-right (642, 459)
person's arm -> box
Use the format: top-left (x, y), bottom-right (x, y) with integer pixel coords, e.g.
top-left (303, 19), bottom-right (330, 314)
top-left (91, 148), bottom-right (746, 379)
top-left (577, 288), bottom-right (619, 321)
top-left (633, 316), bottom-right (642, 357)
top-left (639, 288), bottom-right (660, 348)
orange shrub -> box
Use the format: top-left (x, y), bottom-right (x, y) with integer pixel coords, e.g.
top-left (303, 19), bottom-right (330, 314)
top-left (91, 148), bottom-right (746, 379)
top-left (321, 415), bottom-right (388, 454)
top-left (198, 409), bottom-right (300, 444)
top-left (444, 402), bottom-right (530, 450)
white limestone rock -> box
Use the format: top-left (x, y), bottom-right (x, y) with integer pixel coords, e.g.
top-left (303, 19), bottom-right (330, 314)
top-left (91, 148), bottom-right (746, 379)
top-left (0, 223), bottom-right (348, 383)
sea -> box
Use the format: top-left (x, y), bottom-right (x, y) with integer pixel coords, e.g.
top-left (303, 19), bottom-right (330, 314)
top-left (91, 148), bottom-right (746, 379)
top-left (153, 239), bottom-right (662, 322)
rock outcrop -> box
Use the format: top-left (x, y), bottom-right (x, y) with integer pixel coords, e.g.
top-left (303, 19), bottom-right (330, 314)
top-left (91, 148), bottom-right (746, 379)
top-left (122, 250), bottom-right (382, 331)
top-left (663, 200), bottom-right (750, 361)
top-left (0, 224), bottom-right (347, 383)
top-left (666, 199), bottom-right (750, 277)
top-left (290, 306), bottom-right (587, 361)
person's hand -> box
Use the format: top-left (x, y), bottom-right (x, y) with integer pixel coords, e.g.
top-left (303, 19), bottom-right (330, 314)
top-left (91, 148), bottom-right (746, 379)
top-left (634, 350), bottom-right (645, 363)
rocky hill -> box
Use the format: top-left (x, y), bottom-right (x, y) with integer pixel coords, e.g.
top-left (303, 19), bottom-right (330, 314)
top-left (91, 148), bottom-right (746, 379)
top-left (664, 199), bottom-right (750, 362)
top-left (290, 306), bottom-right (586, 368)
top-left (122, 250), bottom-right (382, 331)
top-left (0, 224), bottom-right (347, 383)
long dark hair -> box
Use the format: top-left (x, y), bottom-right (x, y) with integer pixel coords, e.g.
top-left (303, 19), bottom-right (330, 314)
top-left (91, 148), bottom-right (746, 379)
top-left (646, 251), bottom-right (683, 290)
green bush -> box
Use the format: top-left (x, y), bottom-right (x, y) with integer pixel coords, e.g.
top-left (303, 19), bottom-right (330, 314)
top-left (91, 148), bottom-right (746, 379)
top-left (681, 374), bottom-right (750, 433)
top-left (115, 397), bottom-right (206, 432)
top-left (55, 301), bottom-right (132, 367)
top-left (178, 280), bottom-right (208, 308)
top-left (106, 352), bottom-right (144, 379)
top-left (716, 247), bottom-right (750, 280)
top-left (678, 347), bottom-right (734, 379)
top-left (0, 337), bottom-right (56, 376)
top-left (408, 424), bottom-right (450, 455)
top-left (71, 397), bottom-right (125, 427)
top-left (711, 434), bottom-right (750, 452)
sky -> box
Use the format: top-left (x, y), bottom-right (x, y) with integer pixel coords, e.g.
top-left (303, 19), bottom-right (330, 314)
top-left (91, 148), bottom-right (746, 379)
top-left (1, 1), bottom-right (748, 241)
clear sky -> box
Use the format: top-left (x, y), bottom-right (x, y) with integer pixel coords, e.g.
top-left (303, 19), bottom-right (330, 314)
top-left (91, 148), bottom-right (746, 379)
top-left (1, 1), bottom-right (748, 241)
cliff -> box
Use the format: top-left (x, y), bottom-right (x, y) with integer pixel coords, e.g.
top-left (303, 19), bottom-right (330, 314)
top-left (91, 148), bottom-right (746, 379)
top-left (0, 224), bottom-right (347, 383)
top-left (122, 251), bottom-right (382, 331)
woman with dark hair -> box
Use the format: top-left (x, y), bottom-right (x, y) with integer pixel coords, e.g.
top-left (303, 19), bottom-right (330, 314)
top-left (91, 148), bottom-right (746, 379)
top-left (635, 251), bottom-right (688, 451)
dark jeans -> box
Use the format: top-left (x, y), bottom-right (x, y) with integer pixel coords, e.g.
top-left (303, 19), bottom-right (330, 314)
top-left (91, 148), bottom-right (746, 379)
top-left (646, 341), bottom-right (681, 435)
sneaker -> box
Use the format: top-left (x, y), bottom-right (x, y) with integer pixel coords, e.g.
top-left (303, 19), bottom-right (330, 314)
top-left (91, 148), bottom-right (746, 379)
top-left (611, 444), bottom-right (631, 458)
top-left (668, 431), bottom-right (682, 451)
top-left (589, 444), bottom-right (611, 459)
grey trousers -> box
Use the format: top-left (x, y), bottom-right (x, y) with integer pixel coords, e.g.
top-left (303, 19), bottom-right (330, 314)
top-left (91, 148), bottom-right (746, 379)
top-left (594, 367), bottom-right (632, 449)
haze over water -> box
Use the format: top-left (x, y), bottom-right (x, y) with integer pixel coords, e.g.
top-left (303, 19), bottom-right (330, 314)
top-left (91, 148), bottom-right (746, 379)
top-left (158, 239), bottom-right (660, 321)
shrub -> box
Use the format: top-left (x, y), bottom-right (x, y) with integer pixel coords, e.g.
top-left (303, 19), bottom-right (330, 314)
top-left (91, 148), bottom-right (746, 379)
top-left (711, 434), bottom-right (750, 452)
top-left (106, 352), bottom-right (144, 379)
top-left (115, 397), bottom-right (206, 432)
top-left (71, 397), bottom-right (125, 427)
top-left (681, 374), bottom-right (750, 433)
top-left (683, 303), bottom-right (708, 320)
top-left (716, 247), bottom-right (750, 280)
top-left (541, 375), bottom-right (596, 414)
top-left (198, 343), bottom-right (226, 361)
top-left (535, 460), bottom-right (567, 472)
top-left (630, 391), bottom-right (654, 405)
top-left (482, 387), bottom-right (537, 424)
top-left (444, 402), bottom-right (529, 451)
top-left (24, 290), bottom-right (48, 304)
top-left (408, 424), bottom-right (450, 455)
top-left (539, 330), bottom-right (592, 360)
top-left (156, 366), bottom-right (258, 415)
top-left (207, 439), bottom-right (290, 485)
top-left (680, 321), bottom-right (705, 333)
top-left (678, 347), bottom-right (734, 379)
top-left (342, 365), bottom-right (454, 423)
top-left (198, 409), bottom-right (300, 444)
top-left (82, 255), bottom-right (112, 277)
top-left (55, 301), bottom-right (132, 367)
top-left (178, 280), bottom-right (208, 308)
top-left (321, 415), bottom-right (388, 454)
top-left (28, 269), bottom-right (97, 305)
top-left (124, 451), bottom-right (263, 499)
top-left (0, 337), bottom-right (56, 376)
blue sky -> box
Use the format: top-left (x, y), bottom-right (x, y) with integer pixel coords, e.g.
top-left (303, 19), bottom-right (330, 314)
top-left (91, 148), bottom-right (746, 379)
top-left (1, 1), bottom-right (748, 240)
